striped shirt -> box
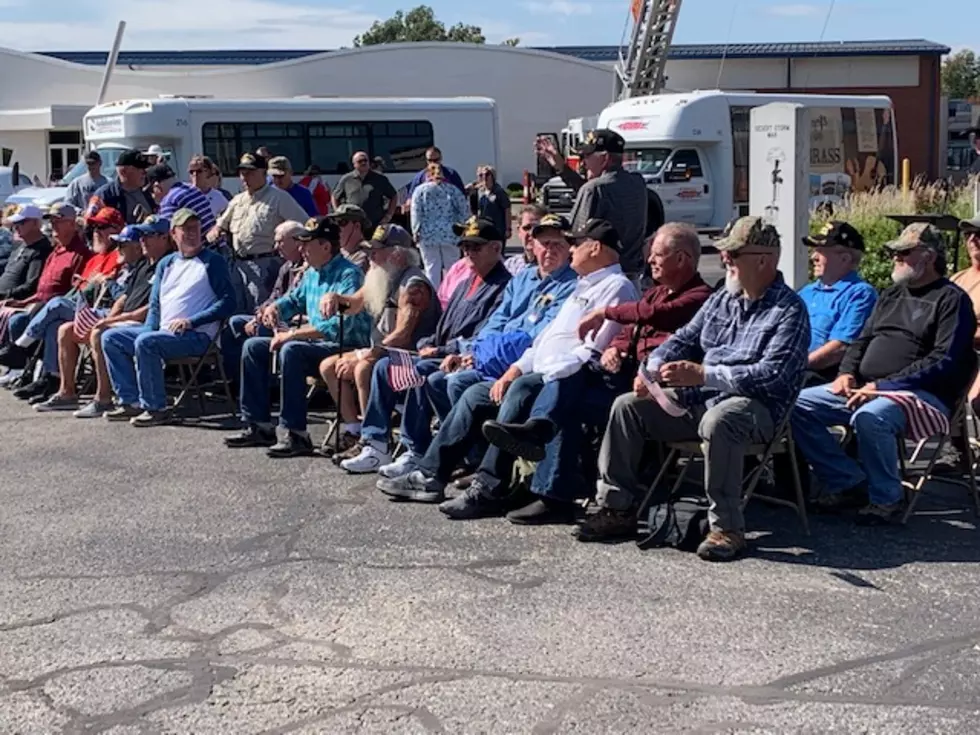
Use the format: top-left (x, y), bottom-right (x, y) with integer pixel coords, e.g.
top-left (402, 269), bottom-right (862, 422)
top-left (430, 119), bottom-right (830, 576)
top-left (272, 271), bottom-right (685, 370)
top-left (158, 182), bottom-right (216, 235)
top-left (647, 273), bottom-right (810, 423)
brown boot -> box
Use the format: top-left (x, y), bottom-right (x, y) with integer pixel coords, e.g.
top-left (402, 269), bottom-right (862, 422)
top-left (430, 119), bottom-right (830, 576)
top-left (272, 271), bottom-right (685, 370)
top-left (696, 530), bottom-right (747, 562)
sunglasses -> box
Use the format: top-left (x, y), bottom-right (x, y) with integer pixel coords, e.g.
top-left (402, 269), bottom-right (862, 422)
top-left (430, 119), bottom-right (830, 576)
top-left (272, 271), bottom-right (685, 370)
top-left (520, 224), bottom-right (536, 232)
top-left (188, 169), bottom-right (204, 175)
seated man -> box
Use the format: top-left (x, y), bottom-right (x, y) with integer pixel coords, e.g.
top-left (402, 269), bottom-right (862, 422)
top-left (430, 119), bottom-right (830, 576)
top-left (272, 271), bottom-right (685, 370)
top-left (331, 204), bottom-right (372, 272)
top-left (101, 208), bottom-right (236, 426)
top-left (377, 218), bottom-right (637, 520)
top-left (220, 219), bottom-right (308, 387)
top-left (224, 216), bottom-right (372, 458)
top-left (338, 218), bottom-right (512, 473)
top-left (0, 203), bottom-right (89, 378)
top-left (34, 223), bottom-right (165, 415)
top-left (504, 204), bottom-right (545, 275)
top-left (579, 217), bottom-right (809, 561)
top-left (0, 205), bottom-right (53, 305)
top-left (376, 212), bottom-right (578, 477)
top-left (481, 222), bottom-right (714, 523)
top-left (318, 224), bottom-right (440, 455)
top-left (792, 223), bottom-right (977, 525)
top-left (799, 221), bottom-right (877, 383)
top-left (11, 205), bottom-right (125, 403)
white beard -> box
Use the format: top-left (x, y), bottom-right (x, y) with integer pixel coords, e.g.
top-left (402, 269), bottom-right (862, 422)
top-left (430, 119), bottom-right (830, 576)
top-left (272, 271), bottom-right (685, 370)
top-left (724, 269), bottom-right (742, 296)
top-left (363, 264), bottom-right (395, 318)
top-left (891, 261), bottom-right (924, 286)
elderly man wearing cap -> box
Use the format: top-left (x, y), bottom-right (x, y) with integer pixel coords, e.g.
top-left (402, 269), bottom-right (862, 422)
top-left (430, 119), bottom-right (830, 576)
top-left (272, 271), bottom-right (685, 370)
top-left (338, 217), bottom-right (511, 473)
top-left (0, 203), bottom-right (90, 376)
top-left (87, 149), bottom-right (155, 225)
top-left (100, 208), bottom-right (235, 426)
top-left (207, 152), bottom-right (309, 313)
top-left (0, 205), bottom-right (52, 305)
top-left (9, 206), bottom-right (124, 402)
top-left (576, 217), bottom-right (809, 559)
top-left (146, 163), bottom-right (216, 236)
top-left (65, 150), bottom-right (108, 211)
top-left (793, 223), bottom-right (978, 525)
top-left (220, 219), bottom-right (308, 390)
top-left (33, 223), bottom-right (162, 415)
top-left (268, 156), bottom-right (317, 218)
top-left (377, 217), bottom-right (637, 518)
top-left (317, 223), bottom-right (440, 455)
top-left (330, 204), bottom-right (372, 272)
top-left (799, 221), bottom-right (878, 383)
top-left (224, 216), bottom-right (372, 457)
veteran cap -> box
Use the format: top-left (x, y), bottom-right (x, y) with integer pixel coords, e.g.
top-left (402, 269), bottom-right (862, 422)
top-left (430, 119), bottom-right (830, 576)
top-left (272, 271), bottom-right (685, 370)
top-left (715, 216), bottom-right (781, 252)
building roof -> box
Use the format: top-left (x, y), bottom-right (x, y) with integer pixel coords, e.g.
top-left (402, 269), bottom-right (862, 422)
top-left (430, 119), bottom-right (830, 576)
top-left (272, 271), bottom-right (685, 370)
top-left (37, 39), bottom-right (951, 67)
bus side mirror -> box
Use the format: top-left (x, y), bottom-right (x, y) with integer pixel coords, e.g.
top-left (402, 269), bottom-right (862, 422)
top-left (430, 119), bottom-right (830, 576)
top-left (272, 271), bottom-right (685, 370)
top-left (10, 162), bottom-right (18, 190)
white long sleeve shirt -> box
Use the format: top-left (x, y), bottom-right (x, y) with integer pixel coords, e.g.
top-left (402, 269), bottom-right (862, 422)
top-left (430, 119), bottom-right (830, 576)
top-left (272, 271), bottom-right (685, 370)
top-left (514, 263), bottom-right (638, 382)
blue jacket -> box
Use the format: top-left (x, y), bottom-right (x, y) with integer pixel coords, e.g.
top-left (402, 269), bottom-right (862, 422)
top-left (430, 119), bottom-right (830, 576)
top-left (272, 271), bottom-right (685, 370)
top-left (145, 248), bottom-right (236, 331)
top-left (419, 261), bottom-right (511, 357)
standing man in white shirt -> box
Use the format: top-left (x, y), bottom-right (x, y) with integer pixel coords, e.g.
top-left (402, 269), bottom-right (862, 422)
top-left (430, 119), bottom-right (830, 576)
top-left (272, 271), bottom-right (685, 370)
top-left (378, 218), bottom-right (637, 519)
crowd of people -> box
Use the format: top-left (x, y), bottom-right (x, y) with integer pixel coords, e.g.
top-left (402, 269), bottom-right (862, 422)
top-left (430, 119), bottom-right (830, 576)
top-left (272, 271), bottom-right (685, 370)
top-left (2, 129), bottom-right (980, 563)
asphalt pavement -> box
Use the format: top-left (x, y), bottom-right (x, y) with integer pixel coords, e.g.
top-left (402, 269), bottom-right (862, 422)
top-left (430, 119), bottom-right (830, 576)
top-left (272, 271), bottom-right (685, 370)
top-left (2, 388), bottom-right (980, 733)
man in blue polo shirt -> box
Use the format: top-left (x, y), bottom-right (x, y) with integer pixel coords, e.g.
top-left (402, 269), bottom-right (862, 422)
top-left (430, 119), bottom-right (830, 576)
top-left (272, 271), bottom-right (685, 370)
top-left (799, 221), bottom-right (878, 383)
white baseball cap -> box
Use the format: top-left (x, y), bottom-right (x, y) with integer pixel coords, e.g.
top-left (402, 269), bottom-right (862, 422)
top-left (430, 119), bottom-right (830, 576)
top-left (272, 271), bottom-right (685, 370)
top-left (7, 204), bottom-right (44, 223)
top-left (143, 144), bottom-right (165, 158)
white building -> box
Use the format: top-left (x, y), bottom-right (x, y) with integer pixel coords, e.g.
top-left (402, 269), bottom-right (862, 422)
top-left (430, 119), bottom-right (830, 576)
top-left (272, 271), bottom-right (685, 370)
top-left (0, 39), bottom-right (948, 186)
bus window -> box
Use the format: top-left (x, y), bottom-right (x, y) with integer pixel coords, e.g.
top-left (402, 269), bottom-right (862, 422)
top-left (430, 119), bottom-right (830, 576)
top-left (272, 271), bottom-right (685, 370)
top-left (308, 123), bottom-right (369, 175)
top-left (370, 121), bottom-right (433, 172)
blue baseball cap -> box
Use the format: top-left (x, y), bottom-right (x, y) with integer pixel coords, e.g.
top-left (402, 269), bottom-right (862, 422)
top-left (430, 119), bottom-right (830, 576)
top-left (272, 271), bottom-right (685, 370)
top-left (110, 225), bottom-right (143, 244)
top-left (133, 215), bottom-right (170, 235)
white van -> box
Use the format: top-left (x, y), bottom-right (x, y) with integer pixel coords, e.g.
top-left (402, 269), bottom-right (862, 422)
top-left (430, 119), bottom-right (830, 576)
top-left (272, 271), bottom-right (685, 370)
top-left (540, 90), bottom-right (897, 230)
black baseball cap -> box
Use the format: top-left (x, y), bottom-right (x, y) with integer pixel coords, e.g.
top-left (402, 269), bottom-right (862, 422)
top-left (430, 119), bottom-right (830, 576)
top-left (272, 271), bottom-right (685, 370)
top-left (569, 218), bottom-right (622, 252)
top-left (453, 216), bottom-right (503, 245)
top-left (146, 163), bottom-right (177, 184)
top-left (83, 150), bottom-right (102, 164)
top-left (296, 216), bottom-right (340, 243)
top-left (530, 213), bottom-right (572, 238)
top-left (803, 221), bottom-right (865, 251)
top-left (237, 152), bottom-right (268, 171)
top-left (578, 129), bottom-right (626, 156)
top-left (116, 149), bottom-right (148, 169)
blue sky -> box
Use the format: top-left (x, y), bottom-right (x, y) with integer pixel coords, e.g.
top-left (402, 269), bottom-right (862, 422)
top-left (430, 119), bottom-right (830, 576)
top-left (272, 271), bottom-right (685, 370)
top-left (0, 0), bottom-right (971, 53)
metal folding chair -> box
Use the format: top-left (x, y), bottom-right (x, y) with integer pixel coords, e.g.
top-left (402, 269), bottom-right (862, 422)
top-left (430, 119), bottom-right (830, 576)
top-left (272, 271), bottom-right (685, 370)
top-left (168, 323), bottom-right (235, 416)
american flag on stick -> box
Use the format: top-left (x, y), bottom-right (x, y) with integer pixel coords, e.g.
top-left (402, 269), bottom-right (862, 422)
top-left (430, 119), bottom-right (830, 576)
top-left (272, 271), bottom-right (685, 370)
top-left (387, 348), bottom-right (425, 392)
top-left (0, 305), bottom-right (17, 343)
top-left (870, 390), bottom-right (950, 442)
top-left (72, 294), bottom-right (102, 341)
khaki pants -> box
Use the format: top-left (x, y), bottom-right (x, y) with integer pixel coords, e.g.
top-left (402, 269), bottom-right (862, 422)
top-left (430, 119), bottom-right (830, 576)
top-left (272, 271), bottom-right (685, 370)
top-left (596, 391), bottom-right (774, 533)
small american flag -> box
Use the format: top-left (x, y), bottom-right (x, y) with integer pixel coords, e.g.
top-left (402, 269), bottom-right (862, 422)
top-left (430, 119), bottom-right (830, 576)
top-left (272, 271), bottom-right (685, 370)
top-left (0, 305), bottom-right (16, 343)
top-left (72, 294), bottom-right (102, 341)
top-left (387, 348), bottom-right (425, 392)
top-left (876, 390), bottom-right (950, 442)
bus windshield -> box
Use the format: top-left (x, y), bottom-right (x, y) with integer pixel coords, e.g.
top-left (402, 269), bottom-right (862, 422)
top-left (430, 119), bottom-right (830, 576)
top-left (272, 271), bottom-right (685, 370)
top-left (622, 147), bottom-right (671, 175)
top-left (59, 145), bottom-right (133, 185)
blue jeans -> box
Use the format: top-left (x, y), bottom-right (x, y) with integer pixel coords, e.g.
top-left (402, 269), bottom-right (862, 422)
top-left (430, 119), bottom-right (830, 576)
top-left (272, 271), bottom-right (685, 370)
top-left (446, 369), bottom-right (485, 407)
top-left (791, 384), bottom-right (951, 505)
top-left (221, 314), bottom-right (270, 383)
top-left (398, 367), bottom-right (473, 453)
top-left (24, 296), bottom-right (108, 375)
top-left (5, 310), bottom-right (32, 347)
top-left (526, 366), bottom-right (632, 501)
top-left (102, 326), bottom-right (212, 411)
top-left (240, 337), bottom-right (337, 433)
top-left (361, 356), bottom-right (442, 448)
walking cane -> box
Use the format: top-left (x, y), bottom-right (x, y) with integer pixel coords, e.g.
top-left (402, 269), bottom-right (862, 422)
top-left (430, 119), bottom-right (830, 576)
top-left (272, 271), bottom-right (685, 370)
top-left (334, 302), bottom-right (348, 455)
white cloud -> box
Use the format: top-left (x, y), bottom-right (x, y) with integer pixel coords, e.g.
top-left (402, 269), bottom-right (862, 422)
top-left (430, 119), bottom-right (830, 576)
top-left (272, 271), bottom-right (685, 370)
top-left (766, 3), bottom-right (822, 16)
top-left (1, 0), bottom-right (378, 51)
top-left (523, 1), bottom-right (592, 17)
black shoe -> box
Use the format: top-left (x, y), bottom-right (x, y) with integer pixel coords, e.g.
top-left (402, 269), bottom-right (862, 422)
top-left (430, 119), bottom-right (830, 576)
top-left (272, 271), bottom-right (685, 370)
top-left (482, 418), bottom-right (557, 462)
top-left (8, 367), bottom-right (33, 390)
top-left (438, 480), bottom-right (505, 520)
top-left (855, 502), bottom-right (903, 526)
top-left (811, 483), bottom-right (868, 514)
top-left (13, 374), bottom-right (57, 402)
top-left (574, 507), bottom-right (638, 542)
top-left (506, 497), bottom-right (577, 525)
top-left (225, 424), bottom-right (277, 448)
top-left (267, 431), bottom-right (314, 458)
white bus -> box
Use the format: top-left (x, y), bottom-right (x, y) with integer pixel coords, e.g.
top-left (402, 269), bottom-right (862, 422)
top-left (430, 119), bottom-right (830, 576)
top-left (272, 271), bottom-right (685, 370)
top-left (541, 90), bottom-right (897, 230)
top-left (76, 96), bottom-right (500, 196)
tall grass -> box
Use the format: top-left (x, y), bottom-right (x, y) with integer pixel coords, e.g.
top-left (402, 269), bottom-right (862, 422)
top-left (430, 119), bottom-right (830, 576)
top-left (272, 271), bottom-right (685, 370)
top-left (809, 177), bottom-right (979, 290)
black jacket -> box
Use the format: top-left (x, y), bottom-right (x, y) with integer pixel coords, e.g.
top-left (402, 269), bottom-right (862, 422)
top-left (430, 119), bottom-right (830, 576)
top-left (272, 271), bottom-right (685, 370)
top-left (0, 236), bottom-right (52, 300)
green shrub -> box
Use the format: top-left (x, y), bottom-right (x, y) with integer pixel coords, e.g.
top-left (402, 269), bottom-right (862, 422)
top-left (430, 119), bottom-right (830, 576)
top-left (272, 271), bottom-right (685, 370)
top-left (809, 177), bottom-right (979, 290)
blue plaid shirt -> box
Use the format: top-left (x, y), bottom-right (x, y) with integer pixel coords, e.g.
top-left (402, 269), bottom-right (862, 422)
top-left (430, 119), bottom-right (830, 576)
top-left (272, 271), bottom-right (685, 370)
top-left (648, 273), bottom-right (810, 422)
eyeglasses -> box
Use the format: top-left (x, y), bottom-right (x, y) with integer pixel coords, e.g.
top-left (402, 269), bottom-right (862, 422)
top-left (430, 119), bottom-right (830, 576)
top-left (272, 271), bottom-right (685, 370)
top-left (426, 157), bottom-right (441, 163)
top-left (520, 224), bottom-right (536, 232)
top-left (188, 169), bottom-right (204, 175)
top-left (889, 247), bottom-right (925, 260)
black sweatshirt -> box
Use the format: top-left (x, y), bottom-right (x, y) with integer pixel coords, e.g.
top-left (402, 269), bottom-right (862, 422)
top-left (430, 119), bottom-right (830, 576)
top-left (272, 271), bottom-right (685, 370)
top-left (839, 278), bottom-right (977, 410)
top-left (0, 236), bottom-right (52, 300)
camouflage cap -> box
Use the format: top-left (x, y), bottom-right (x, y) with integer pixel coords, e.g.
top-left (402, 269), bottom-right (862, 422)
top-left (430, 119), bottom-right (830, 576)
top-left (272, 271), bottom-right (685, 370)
top-left (959, 216), bottom-right (980, 235)
top-left (885, 222), bottom-right (945, 253)
top-left (170, 208), bottom-right (200, 228)
top-left (715, 216), bottom-right (781, 252)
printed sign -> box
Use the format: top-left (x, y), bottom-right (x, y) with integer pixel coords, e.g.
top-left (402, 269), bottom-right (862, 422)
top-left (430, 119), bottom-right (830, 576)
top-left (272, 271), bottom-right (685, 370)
top-left (809, 108), bottom-right (843, 174)
top-left (854, 108), bottom-right (879, 154)
top-left (85, 115), bottom-right (124, 137)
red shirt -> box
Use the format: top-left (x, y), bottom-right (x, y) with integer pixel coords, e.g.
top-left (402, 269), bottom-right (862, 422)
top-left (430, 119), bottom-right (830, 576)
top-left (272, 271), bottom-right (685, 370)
top-left (31, 234), bottom-right (91, 304)
top-left (606, 274), bottom-right (714, 362)
top-left (299, 175), bottom-right (332, 216)
top-left (79, 250), bottom-right (121, 283)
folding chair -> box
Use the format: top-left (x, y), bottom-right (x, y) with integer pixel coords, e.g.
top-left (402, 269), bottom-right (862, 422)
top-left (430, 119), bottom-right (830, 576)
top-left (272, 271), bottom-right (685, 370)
top-left (899, 396), bottom-right (980, 524)
top-left (637, 402), bottom-right (810, 535)
top-left (168, 324), bottom-right (235, 416)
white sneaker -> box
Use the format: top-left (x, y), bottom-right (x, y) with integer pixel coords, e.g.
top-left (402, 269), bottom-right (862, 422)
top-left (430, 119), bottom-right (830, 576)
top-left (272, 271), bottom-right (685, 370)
top-left (378, 451), bottom-right (421, 479)
top-left (340, 444), bottom-right (392, 474)
top-left (0, 369), bottom-right (24, 387)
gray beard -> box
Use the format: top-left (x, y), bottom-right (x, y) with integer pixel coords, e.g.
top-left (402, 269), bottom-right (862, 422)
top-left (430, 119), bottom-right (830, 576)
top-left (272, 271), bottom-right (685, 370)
top-left (363, 265), bottom-right (395, 317)
top-left (724, 270), bottom-right (742, 296)
top-left (891, 262), bottom-right (924, 286)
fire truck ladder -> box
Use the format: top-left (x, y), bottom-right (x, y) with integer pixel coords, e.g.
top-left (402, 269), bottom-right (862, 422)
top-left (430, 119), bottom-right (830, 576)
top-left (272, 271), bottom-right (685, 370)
top-left (615, 0), bottom-right (683, 100)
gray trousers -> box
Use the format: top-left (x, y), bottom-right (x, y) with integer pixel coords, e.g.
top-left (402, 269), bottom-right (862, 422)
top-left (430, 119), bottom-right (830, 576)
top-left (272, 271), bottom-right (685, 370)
top-left (232, 254), bottom-right (284, 314)
top-left (596, 392), bottom-right (775, 533)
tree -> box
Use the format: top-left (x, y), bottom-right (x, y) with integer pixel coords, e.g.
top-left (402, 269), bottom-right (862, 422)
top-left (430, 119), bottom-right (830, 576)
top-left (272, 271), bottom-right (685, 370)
top-left (353, 5), bottom-right (486, 46)
top-left (941, 50), bottom-right (980, 99)
top-left (501, 38), bottom-right (521, 47)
